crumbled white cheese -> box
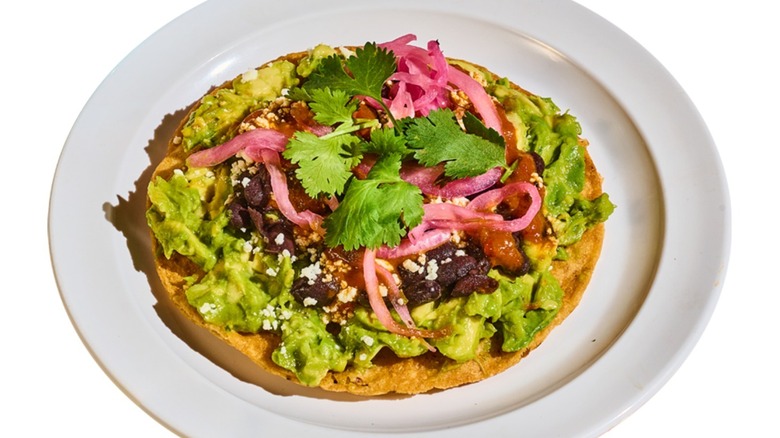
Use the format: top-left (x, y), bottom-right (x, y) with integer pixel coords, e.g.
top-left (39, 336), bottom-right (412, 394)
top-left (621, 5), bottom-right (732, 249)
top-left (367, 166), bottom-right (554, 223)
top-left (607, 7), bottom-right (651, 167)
top-left (303, 297), bottom-right (318, 307)
top-left (265, 267), bottom-right (278, 277)
top-left (337, 286), bottom-right (358, 303)
top-left (242, 241), bottom-right (253, 253)
top-left (173, 168), bottom-right (184, 176)
top-left (425, 259), bottom-right (439, 281)
top-left (402, 259), bottom-right (421, 273)
top-left (455, 249), bottom-right (466, 257)
top-left (338, 46), bottom-right (356, 58)
top-left (361, 335), bottom-right (375, 347)
top-left (241, 177), bottom-right (251, 188)
top-left (274, 233), bottom-right (285, 245)
top-left (300, 262), bottom-right (322, 285)
top-left (241, 68), bottom-right (259, 82)
top-left (359, 353), bottom-right (368, 361)
top-left (199, 303), bottom-right (216, 315)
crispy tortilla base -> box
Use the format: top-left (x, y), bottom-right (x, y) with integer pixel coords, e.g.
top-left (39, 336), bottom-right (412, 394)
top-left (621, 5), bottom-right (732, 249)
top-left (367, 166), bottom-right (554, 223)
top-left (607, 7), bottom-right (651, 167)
top-left (149, 52), bottom-right (607, 395)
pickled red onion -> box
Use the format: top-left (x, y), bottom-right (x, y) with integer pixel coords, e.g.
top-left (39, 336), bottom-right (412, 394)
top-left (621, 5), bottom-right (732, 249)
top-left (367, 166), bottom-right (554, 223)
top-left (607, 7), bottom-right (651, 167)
top-left (374, 263), bottom-right (414, 328)
top-left (379, 34), bottom-right (451, 119)
top-left (388, 81), bottom-right (415, 120)
top-left (254, 149), bottom-right (324, 233)
top-left (468, 181), bottom-right (541, 213)
top-left (375, 263), bottom-right (437, 352)
top-left (186, 128), bottom-right (288, 168)
top-left (446, 66), bottom-right (502, 133)
top-left (400, 162), bottom-right (502, 199)
top-left (376, 229), bottom-right (451, 259)
top-left (406, 182), bottom-right (541, 239)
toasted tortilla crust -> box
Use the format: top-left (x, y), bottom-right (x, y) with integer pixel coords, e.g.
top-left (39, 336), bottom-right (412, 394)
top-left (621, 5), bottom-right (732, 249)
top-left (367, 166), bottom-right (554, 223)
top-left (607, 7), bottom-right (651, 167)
top-left (149, 50), bottom-right (607, 395)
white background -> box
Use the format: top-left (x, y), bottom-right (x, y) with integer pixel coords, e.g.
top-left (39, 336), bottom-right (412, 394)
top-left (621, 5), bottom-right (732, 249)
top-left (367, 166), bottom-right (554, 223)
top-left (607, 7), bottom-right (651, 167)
top-left (2, 0), bottom-right (776, 436)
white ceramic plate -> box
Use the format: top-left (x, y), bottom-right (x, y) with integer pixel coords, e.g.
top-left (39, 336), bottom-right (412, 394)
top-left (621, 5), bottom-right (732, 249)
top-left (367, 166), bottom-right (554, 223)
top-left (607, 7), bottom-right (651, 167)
top-left (49, 0), bottom-right (729, 436)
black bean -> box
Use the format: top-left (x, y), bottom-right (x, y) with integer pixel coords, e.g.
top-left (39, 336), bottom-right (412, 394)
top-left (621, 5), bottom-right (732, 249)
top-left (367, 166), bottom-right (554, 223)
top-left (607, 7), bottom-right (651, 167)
top-left (264, 222), bottom-right (295, 254)
top-left (426, 242), bottom-right (457, 263)
top-left (509, 233), bottom-right (532, 276)
top-left (450, 274), bottom-right (499, 297)
top-left (404, 280), bottom-right (442, 306)
top-left (398, 262), bottom-right (425, 287)
top-left (463, 242), bottom-right (491, 275)
top-left (227, 201), bottom-right (251, 230)
top-left (435, 255), bottom-right (478, 288)
top-left (530, 151), bottom-right (545, 175)
top-left (290, 276), bottom-right (338, 306)
top-left (244, 167), bottom-right (272, 208)
top-left (248, 207), bottom-right (264, 232)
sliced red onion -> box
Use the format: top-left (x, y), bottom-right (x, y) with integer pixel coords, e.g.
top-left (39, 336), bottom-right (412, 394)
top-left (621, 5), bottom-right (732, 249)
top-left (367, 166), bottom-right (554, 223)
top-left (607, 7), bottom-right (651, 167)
top-left (255, 149), bottom-right (324, 232)
top-left (400, 162), bottom-right (502, 199)
top-left (376, 263), bottom-right (437, 352)
top-left (379, 33), bottom-right (418, 54)
top-left (375, 263), bottom-right (414, 328)
top-left (362, 249), bottom-right (450, 339)
top-left (379, 34), bottom-right (452, 118)
top-left (376, 228), bottom-right (451, 259)
top-left (186, 128), bottom-right (288, 168)
top-left (469, 181), bottom-right (541, 213)
top-left (446, 66), bottom-right (502, 133)
top-left (427, 40), bottom-right (449, 87)
top-left (388, 81), bottom-right (415, 120)
top-left (305, 124), bottom-right (333, 137)
top-left (405, 182), bottom-right (541, 238)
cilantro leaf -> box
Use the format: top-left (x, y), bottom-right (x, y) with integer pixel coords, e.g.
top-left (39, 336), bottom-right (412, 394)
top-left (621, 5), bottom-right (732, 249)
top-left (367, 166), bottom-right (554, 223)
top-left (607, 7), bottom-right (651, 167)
top-left (362, 127), bottom-right (409, 155)
top-left (304, 42), bottom-right (396, 106)
top-left (308, 88), bottom-right (358, 127)
top-left (462, 111), bottom-right (505, 147)
top-left (282, 132), bottom-right (362, 198)
top-left (323, 154), bottom-right (423, 250)
top-left (406, 109), bottom-right (507, 179)
top-left (284, 86), bottom-right (311, 102)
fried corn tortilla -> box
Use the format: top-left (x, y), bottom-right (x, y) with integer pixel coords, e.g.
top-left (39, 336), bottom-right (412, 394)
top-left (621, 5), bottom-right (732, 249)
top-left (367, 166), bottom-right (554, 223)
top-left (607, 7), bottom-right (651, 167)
top-left (147, 38), bottom-right (612, 395)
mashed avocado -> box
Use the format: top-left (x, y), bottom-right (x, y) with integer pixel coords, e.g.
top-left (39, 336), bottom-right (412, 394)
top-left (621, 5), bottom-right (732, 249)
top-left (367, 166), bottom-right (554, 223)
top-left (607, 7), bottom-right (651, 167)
top-left (146, 44), bottom-right (613, 387)
top-left (180, 60), bottom-right (300, 151)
